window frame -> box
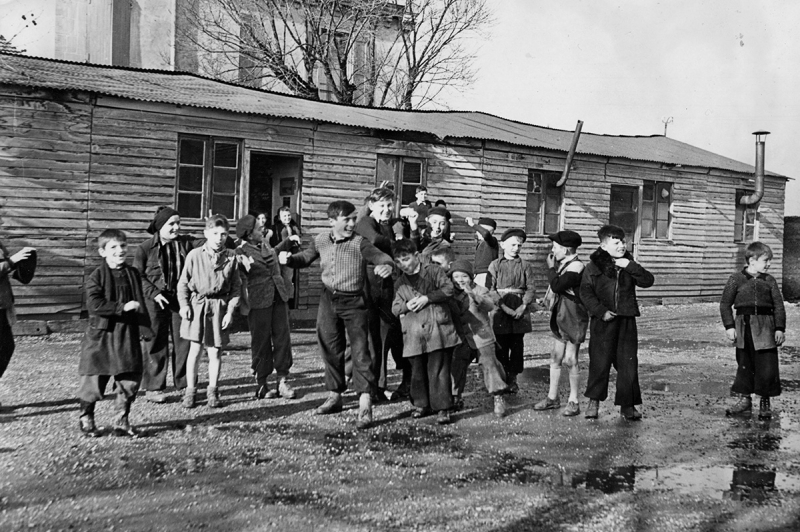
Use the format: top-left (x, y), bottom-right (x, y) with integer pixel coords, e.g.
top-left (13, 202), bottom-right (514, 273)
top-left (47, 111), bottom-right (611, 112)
top-left (525, 169), bottom-right (563, 235)
top-left (640, 180), bottom-right (673, 240)
top-left (176, 135), bottom-right (243, 220)
top-left (375, 154), bottom-right (427, 215)
top-left (734, 189), bottom-right (758, 243)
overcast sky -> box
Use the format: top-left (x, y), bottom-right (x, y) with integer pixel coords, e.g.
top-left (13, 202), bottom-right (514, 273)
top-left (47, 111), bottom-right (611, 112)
top-left (444, 0), bottom-right (799, 216)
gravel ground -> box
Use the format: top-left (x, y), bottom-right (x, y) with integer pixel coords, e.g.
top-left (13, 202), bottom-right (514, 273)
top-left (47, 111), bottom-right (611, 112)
top-left (1, 302), bottom-right (799, 532)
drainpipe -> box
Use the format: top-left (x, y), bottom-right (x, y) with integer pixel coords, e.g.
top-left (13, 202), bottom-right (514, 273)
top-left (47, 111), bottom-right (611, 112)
top-left (556, 120), bottom-right (583, 187)
top-left (739, 130), bottom-right (769, 205)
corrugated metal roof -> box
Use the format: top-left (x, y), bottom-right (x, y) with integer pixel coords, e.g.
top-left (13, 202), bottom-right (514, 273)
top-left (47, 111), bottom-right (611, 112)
top-left (0, 52), bottom-right (780, 177)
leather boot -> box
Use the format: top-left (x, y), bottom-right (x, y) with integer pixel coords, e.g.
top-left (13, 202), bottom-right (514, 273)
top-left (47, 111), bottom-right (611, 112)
top-left (726, 394), bottom-right (752, 417)
top-left (758, 396), bottom-right (772, 420)
top-left (314, 392), bottom-right (343, 415)
top-left (585, 399), bottom-right (600, 419)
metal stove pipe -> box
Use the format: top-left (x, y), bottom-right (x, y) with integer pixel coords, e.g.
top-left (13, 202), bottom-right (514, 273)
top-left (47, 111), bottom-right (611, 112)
top-left (556, 120), bottom-right (583, 187)
top-left (739, 131), bottom-right (769, 205)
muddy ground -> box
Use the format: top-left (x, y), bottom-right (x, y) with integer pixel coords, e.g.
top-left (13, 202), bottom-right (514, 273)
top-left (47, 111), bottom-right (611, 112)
top-left (1, 303), bottom-right (799, 532)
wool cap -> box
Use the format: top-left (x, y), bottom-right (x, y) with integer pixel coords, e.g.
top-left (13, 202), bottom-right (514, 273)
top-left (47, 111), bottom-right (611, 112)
top-left (147, 206), bottom-right (179, 235)
top-left (449, 259), bottom-right (474, 279)
top-left (12, 249), bottom-right (36, 285)
top-left (236, 214), bottom-right (256, 239)
top-left (427, 206), bottom-right (450, 220)
top-left (477, 217), bottom-right (497, 229)
top-left (548, 230), bottom-right (582, 249)
top-left (500, 228), bottom-right (527, 243)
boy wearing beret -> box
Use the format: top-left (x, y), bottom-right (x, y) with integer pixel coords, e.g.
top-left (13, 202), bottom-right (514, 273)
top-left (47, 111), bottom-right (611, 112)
top-left (534, 230), bottom-right (589, 417)
top-left (465, 217), bottom-right (499, 288)
top-left (488, 228), bottom-right (537, 393)
top-left (580, 225), bottom-right (654, 420)
top-left (418, 206), bottom-right (451, 264)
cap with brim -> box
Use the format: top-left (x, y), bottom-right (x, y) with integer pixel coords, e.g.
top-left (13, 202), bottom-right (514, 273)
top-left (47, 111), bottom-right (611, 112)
top-left (548, 230), bottom-right (582, 248)
top-left (12, 249), bottom-right (37, 285)
top-left (477, 217), bottom-right (496, 229)
top-left (500, 228), bottom-right (526, 243)
top-left (236, 215), bottom-right (256, 239)
top-left (427, 206), bottom-right (450, 220)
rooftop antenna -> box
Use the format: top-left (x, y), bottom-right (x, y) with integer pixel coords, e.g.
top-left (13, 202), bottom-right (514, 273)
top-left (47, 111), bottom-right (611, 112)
top-left (662, 117), bottom-right (673, 137)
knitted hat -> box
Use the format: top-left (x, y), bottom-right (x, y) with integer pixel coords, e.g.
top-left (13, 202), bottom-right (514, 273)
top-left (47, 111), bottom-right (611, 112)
top-left (477, 217), bottom-right (497, 229)
top-left (236, 214), bottom-right (256, 239)
top-left (427, 206), bottom-right (450, 220)
top-left (500, 228), bottom-right (526, 243)
top-left (449, 259), bottom-right (474, 279)
top-left (147, 206), bottom-right (179, 235)
top-left (548, 230), bottom-right (582, 248)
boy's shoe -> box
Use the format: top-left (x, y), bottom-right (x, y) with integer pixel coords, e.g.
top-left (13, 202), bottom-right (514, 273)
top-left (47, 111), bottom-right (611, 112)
top-left (493, 395), bottom-right (507, 418)
top-left (254, 384), bottom-right (269, 400)
top-left (533, 396), bottom-right (561, 411)
top-left (411, 406), bottom-right (432, 419)
top-left (585, 399), bottom-right (600, 419)
top-left (437, 410), bottom-right (451, 425)
top-left (182, 387), bottom-right (197, 409)
top-left (759, 396), bottom-right (772, 420)
top-left (79, 415), bottom-right (102, 438)
top-left (146, 391), bottom-right (166, 404)
top-left (452, 395), bottom-right (464, 412)
top-left (507, 374), bottom-right (519, 394)
top-left (314, 392), bottom-right (343, 415)
top-left (207, 387), bottom-right (223, 409)
top-left (562, 401), bottom-right (580, 417)
top-left (112, 414), bottom-right (138, 437)
top-left (390, 381), bottom-right (411, 401)
top-left (620, 406), bottom-right (642, 421)
top-left (726, 395), bottom-right (752, 417)
top-left (278, 379), bottom-right (297, 399)
top-left (356, 393), bottom-right (373, 430)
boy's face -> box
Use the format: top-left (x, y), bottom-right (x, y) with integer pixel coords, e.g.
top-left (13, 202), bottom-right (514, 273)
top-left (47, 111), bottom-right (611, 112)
top-left (427, 214), bottom-right (447, 238)
top-left (329, 211), bottom-right (357, 240)
top-left (249, 219), bottom-right (265, 245)
top-left (600, 236), bottom-right (626, 258)
top-left (415, 190), bottom-right (427, 203)
top-left (99, 239), bottom-right (127, 269)
top-left (204, 225), bottom-right (228, 251)
top-left (551, 241), bottom-right (570, 262)
top-left (395, 251), bottom-right (421, 275)
top-left (430, 254), bottom-right (451, 271)
top-left (501, 236), bottom-right (523, 259)
top-left (159, 215), bottom-right (181, 242)
top-left (369, 199), bottom-right (393, 223)
top-left (748, 254), bottom-right (771, 274)
top-left (452, 271), bottom-right (471, 290)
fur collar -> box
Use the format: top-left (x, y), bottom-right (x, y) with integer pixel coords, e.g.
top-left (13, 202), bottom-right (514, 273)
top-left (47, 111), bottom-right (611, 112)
top-left (590, 247), bottom-right (634, 278)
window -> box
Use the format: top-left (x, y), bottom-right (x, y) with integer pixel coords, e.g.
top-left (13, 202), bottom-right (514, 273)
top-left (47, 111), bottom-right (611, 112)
top-left (641, 181), bottom-right (672, 239)
top-left (176, 136), bottom-right (242, 219)
top-left (734, 190), bottom-right (757, 242)
top-left (375, 155), bottom-right (426, 213)
top-left (525, 170), bottom-right (562, 234)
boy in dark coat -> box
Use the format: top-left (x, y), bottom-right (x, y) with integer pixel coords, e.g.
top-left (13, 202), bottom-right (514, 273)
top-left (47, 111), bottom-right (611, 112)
top-left (720, 241), bottom-right (786, 419)
top-left (78, 229), bottom-right (151, 437)
top-left (392, 238), bottom-right (460, 425)
top-left (580, 225), bottom-right (654, 421)
top-left (465, 216), bottom-right (498, 288)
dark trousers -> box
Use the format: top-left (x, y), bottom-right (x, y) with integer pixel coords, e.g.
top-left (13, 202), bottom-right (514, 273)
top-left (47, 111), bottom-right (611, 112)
top-left (368, 301), bottom-right (411, 390)
top-left (248, 300), bottom-right (293, 384)
top-left (142, 300), bottom-right (190, 391)
top-left (584, 316), bottom-right (642, 406)
top-left (317, 289), bottom-right (374, 394)
top-left (77, 373), bottom-right (141, 418)
top-left (731, 316), bottom-right (781, 397)
top-left (452, 343), bottom-right (508, 396)
top-left (0, 310), bottom-right (14, 379)
top-left (495, 333), bottom-right (525, 376)
top-left (409, 347), bottom-right (454, 412)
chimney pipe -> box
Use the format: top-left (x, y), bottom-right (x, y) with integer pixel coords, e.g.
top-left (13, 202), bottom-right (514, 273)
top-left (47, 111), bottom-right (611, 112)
top-left (556, 120), bottom-right (583, 187)
top-left (739, 131), bottom-right (769, 205)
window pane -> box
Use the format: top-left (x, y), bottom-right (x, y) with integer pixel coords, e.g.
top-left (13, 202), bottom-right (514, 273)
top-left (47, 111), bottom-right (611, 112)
top-left (178, 166), bottom-right (204, 192)
top-left (544, 191), bottom-right (561, 215)
top-left (213, 167), bottom-right (237, 194)
top-left (401, 185), bottom-right (417, 206)
top-left (642, 219), bottom-right (654, 237)
top-left (214, 143), bottom-right (239, 168)
top-left (179, 139), bottom-right (205, 165)
top-left (656, 219), bottom-right (669, 239)
top-left (177, 193), bottom-right (202, 218)
top-left (657, 202), bottom-right (669, 221)
top-left (734, 203), bottom-right (744, 241)
top-left (376, 155), bottom-right (398, 187)
top-left (642, 182), bottom-right (654, 202)
top-left (527, 171), bottom-right (542, 194)
top-left (402, 161), bottom-right (422, 185)
top-left (525, 194), bottom-right (540, 233)
top-left (211, 194), bottom-right (235, 218)
top-left (544, 213), bottom-right (560, 234)
top-left (657, 183), bottom-right (671, 203)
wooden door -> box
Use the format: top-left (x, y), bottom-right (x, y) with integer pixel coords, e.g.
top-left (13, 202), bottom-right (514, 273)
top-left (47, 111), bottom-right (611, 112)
top-left (609, 185), bottom-right (639, 254)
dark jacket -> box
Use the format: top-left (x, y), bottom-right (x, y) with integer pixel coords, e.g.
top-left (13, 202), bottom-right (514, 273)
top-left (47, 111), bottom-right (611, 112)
top-left (580, 248), bottom-right (654, 318)
top-left (473, 224), bottom-right (499, 275)
top-left (133, 234), bottom-right (203, 303)
top-left (237, 242), bottom-right (290, 315)
top-left (719, 268), bottom-right (786, 332)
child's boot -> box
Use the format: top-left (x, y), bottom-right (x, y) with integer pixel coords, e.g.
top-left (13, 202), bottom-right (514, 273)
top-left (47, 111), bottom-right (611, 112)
top-left (452, 393), bottom-right (464, 412)
top-left (493, 394), bottom-right (507, 418)
top-left (278, 377), bottom-right (297, 399)
top-left (207, 386), bottom-right (223, 408)
top-left (759, 396), bottom-right (772, 420)
top-left (620, 406), bottom-right (642, 421)
top-left (315, 391), bottom-right (343, 415)
top-left (726, 394), bottom-right (752, 417)
top-left (356, 393), bottom-right (373, 430)
top-left (182, 387), bottom-right (197, 409)
top-left (436, 409), bottom-right (451, 425)
top-left (507, 373), bottom-right (519, 394)
top-left (78, 400), bottom-right (101, 438)
top-left (585, 399), bottom-right (600, 419)
top-left (533, 395), bottom-right (561, 411)
top-left (112, 395), bottom-right (137, 437)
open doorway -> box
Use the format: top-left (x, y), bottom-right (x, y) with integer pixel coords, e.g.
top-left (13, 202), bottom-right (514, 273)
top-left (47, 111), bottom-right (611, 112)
top-left (248, 152), bottom-right (302, 308)
top-left (609, 185), bottom-right (638, 255)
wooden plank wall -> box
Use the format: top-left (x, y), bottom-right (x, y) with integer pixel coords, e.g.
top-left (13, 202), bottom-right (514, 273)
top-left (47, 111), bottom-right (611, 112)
top-left (0, 86), bottom-right (92, 319)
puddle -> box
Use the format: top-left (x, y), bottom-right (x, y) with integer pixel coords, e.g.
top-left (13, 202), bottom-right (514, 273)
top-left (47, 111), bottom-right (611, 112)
top-left (647, 380), bottom-right (731, 396)
top-left (0, 447), bottom-right (14, 454)
top-left (324, 426), bottom-right (465, 456)
top-left (262, 487), bottom-right (327, 506)
top-left (452, 452), bottom-right (548, 485)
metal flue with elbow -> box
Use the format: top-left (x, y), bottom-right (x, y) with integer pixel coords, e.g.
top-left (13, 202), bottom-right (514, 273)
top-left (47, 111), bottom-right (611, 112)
top-left (739, 131), bottom-right (769, 205)
top-left (556, 120), bottom-right (584, 187)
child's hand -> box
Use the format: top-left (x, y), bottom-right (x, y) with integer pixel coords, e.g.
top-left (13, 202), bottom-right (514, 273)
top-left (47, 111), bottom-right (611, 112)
top-left (288, 235), bottom-right (301, 244)
top-left (154, 293), bottom-right (169, 309)
top-left (180, 306), bottom-right (192, 320)
top-left (513, 305), bottom-right (526, 319)
top-left (602, 310), bottom-right (617, 322)
top-left (374, 264), bottom-right (393, 278)
top-left (278, 251), bottom-right (291, 265)
top-left (501, 305), bottom-right (516, 316)
top-left (123, 301), bottom-right (140, 312)
top-left (10, 247), bottom-right (36, 264)
top-left (407, 296), bottom-right (429, 312)
top-left (546, 253), bottom-right (556, 269)
top-left (465, 217), bottom-right (475, 227)
top-left (222, 313), bottom-right (233, 330)
top-left (614, 258), bottom-right (630, 269)
top-left (725, 328), bottom-right (736, 343)
top-left (775, 330), bottom-right (785, 346)
top-left (407, 210), bottom-right (419, 229)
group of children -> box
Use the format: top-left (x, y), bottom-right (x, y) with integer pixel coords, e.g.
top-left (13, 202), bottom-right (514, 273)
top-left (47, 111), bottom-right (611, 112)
top-left (52, 184), bottom-right (786, 436)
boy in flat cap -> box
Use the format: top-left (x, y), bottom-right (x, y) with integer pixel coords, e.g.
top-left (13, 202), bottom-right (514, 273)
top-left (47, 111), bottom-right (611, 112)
top-left (235, 214), bottom-right (296, 401)
top-left (580, 225), bottom-right (654, 420)
top-left (534, 230), bottom-right (589, 417)
top-left (465, 217), bottom-right (498, 288)
top-left (488, 228), bottom-right (537, 393)
top-left (418, 206), bottom-right (451, 264)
